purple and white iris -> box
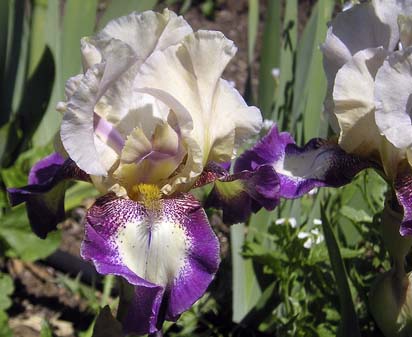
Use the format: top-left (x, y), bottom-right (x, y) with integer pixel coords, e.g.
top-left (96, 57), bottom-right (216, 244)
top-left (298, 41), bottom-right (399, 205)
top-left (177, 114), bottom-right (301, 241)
top-left (7, 6), bottom-right (391, 336)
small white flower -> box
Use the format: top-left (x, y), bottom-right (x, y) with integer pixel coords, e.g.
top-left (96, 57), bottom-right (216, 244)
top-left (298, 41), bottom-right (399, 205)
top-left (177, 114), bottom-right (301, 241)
top-left (313, 218), bottom-right (322, 225)
top-left (262, 119), bottom-right (274, 130)
top-left (271, 68), bottom-right (280, 79)
top-left (289, 218), bottom-right (298, 228)
top-left (298, 227), bottom-right (324, 249)
top-left (275, 218), bottom-right (286, 225)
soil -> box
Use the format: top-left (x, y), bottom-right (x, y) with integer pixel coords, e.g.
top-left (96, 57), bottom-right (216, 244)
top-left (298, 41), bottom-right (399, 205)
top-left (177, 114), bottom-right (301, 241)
top-left (7, 1), bottom-right (317, 336)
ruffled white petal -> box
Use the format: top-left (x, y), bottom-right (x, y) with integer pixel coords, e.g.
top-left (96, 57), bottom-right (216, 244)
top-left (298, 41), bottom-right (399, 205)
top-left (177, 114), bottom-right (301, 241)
top-left (136, 30), bottom-right (261, 192)
top-left (333, 47), bottom-right (387, 156)
top-left (61, 10), bottom-right (192, 177)
top-left (375, 47), bottom-right (412, 150)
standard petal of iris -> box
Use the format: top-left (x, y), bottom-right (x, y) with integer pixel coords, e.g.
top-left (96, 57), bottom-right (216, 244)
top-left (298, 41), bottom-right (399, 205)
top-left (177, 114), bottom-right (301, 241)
top-left (135, 30), bottom-right (262, 193)
top-left (333, 47), bottom-right (387, 156)
top-left (321, 0), bottom-right (409, 129)
top-left (7, 153), bottom-right (90, 238)
top-left (61, 10), bottom-right (192, 177)
top-left (235, 125), bottom-right (374, 199)
top-left (81, 193), bottom-right (220, 335)
top-left (375, 47), bottom-right (412, 151)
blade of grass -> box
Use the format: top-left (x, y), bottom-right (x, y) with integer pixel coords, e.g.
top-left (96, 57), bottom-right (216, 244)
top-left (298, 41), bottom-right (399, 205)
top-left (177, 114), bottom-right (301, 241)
top-left (321, 203), bottom-right (361, 337)
top-left (257, 0), bottom-right (281, 118)
top-left (33, 0), bottom-right (98, 146)
top-left (231, 223), bottom-right (262, 322)
top-left (0, 0), bottom-right (10, 125)
top-left (291, 0), bottom-right (333, 143)
top-left (272, 0), bottom-right (297, 129)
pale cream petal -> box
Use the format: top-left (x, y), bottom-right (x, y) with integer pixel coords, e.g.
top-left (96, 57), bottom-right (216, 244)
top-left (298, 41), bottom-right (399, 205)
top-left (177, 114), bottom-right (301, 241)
top-left (120, 127), bottom-right (152, 164)
top-left (98, 9), bottom-right (192, 60)
top-left (61, 38), bottom-right (135, 176)
top-left (373, 0), bottom-right (412, 49)
top-left (398, 15), bottom-right (412, 48)
top-left (375, 47), bottom-right (412, 150)
top-left (135, 30), bottom-right (262, 192)
top-left (210, 79), bottom-right (261, 162)
top-left (152, 122), bottom-right (180, 155)
top-left (80, 38), bottom-right (102, 72)
top-left (333, 47), bottom-right (387, 156)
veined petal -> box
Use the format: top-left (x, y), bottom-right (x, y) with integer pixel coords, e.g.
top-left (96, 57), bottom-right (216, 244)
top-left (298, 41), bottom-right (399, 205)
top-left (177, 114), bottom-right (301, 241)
top-left (7, 153), bottom-right (90, 238)
top-left (136, 30), bottom-right (261, 193)
top-left (81, 193), bottom-right (219, 334)
top-left (235, 125), bottom-right (374, 199)
top-left (333, 47), bottom-right (387, 156)
top-left (394, 166), bottom-right (412, 236)
top-left (375, 47), bottom-right (412, 150)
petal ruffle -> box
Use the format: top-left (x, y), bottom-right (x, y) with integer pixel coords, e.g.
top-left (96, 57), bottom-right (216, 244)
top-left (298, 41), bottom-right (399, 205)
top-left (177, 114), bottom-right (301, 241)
top-left (235, 125), bottom-right (374, 199)
top-left (81, 193), bottom-right (219, 334)
top-left (7, 153), bottom-right (89, 238)
top-left (136, 30), bottom-right (262, 193)
top-left (61, 10), bottom-right (192, 177)
top-left (333, 47), bottom-right (387, 156)
top-left (375, 47), bottom-right (412, 150)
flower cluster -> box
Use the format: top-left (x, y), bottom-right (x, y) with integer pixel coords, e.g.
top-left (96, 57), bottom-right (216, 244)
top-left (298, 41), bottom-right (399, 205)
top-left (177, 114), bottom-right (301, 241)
top-left (322, 0), bottom-right (412, 235)
top-left (7, 7), bottom-right (381, 336)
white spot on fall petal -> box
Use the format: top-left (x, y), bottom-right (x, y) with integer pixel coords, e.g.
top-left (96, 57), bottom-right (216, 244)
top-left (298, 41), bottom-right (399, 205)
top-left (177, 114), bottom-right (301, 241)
top-left (116, 217), bottom-right (188, 287)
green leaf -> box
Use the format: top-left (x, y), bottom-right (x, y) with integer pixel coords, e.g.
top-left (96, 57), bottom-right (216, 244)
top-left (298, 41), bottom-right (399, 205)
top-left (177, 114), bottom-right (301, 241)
top-left (321, 205), bottom-right (361, 337)
top-left (257, 0), bottom-right (281, 118)
top-left (272, 0), bottom-right (297, 127)
top-left (34, 0), bottom-right (98, 146)
top-left (17, 46), bottom-right (55, 151)
top-left (0, 311), bottom-right (12, 337)
top-left (247, 0), bottom-right (259, 65)
top-left (0, 273), bottom-right (14, 311)
top-left (231, 223), bottom-right (262, 322)
top-left (1, 205), bottom-right (61, 261)
top-left (291, 0), bottom-right (334, 143)
top-left (40, 320), bottom-right (53, 337)
top-left (97, 0), bottom-right (158, 30)
top-left (65, 181), bottom-right (99, 211)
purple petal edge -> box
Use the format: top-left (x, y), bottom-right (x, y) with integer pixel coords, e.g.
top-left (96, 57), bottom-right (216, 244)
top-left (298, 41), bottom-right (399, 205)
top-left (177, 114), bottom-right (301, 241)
top-left (81, 193), bottom-right (220, 335)
top-left (7, 152), bottom-right (90, 238)
top-left (235, 125), bottom-right (374, 199)
top-left (205, 164), bottom-right (280, 223)
top-left (395, 171), bottom-right (412, 236)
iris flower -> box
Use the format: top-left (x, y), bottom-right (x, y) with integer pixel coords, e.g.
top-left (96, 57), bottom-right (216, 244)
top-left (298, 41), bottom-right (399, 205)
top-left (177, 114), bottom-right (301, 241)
top-left (8, 9), bottom-right (269, 335)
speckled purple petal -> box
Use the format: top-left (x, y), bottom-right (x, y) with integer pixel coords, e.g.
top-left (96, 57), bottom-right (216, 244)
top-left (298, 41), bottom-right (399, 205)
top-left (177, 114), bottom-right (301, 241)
top-left (395, 171), bottom-right (412, 236)
top-left (204, 164), bottom-right (280, 224)
top-left (80, 193), bottom-right (220, 335)
top-left (7, 152), bottom-right (89, 238)
top-left (235, 125), bottom-right (374, 199)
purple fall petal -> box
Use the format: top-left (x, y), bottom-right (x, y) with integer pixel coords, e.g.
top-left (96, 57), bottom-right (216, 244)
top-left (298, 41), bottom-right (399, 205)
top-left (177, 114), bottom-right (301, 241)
top-left (395, 171), bottom-right (412, 236)
top-left (235, 125), bottom-right (374, 199)
top-left (205, 164), bottom-right (280, 224)
top-left (7, 152), bottom-right (89, 238)
top-left (81, 193), bottom-right (220, 335)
